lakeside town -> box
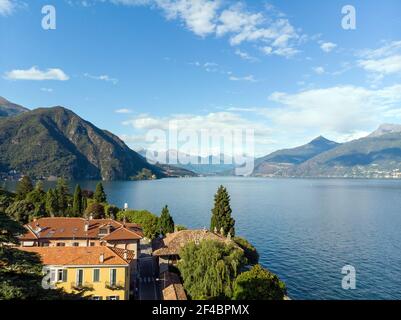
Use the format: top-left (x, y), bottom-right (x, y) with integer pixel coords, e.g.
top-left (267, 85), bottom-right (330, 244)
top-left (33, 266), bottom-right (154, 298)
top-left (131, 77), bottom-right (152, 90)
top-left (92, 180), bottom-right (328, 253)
top-left (0, 176), bottom-right (286, 300)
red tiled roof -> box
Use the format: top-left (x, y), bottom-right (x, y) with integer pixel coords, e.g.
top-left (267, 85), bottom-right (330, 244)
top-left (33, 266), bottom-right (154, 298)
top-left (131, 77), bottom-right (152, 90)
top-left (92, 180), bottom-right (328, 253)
top-left (19, 246), bottom-right (129, 266)
top-left (19, 218), bottom-right (143, 241)
top-left (153, 229), bottom-right (240, 256)
top-left (109, 247), bottom-right (136, 262)
top-left (161, 272), bottom-right (187, 300)
top-left (102, 227), bottom-right (142, 241)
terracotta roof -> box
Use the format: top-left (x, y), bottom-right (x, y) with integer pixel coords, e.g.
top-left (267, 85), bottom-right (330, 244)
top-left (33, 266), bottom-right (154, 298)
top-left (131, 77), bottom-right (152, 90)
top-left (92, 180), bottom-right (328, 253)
top-left (19, 246), bottom-right (129, 266)
top-left (19, 218), bottom-right (143, 241)
top-left (102, 227), bottom-right (143, 241)
top-left (161, 272), bottom-right (187, 300)
top-left (109, 247), bottom-right (136, 262)
top-left (153, 229), bottom-right (240, 256)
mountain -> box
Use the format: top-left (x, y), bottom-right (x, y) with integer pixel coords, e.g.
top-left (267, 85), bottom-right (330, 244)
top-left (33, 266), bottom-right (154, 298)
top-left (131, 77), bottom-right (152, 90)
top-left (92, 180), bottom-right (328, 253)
top-left (252, 136), bottom-right (340, 176)
top-left (0, 96), bottom-right (29, 118)
top-left (0, 106), bottom-right (167, 180)
top-left (290, 127), bottom-right (401, 178)
top-left (368, 123), bottom-right (401, 138)
top-left (139, 149), bottom-right (236, 175)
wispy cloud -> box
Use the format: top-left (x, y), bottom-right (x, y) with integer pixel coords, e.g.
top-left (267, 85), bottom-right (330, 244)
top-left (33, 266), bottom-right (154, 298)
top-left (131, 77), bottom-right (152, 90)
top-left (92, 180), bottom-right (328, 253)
top-left (84, 73), bottom-right (119, 84)
top-left (229, 74), bottom-right (257, 82)
top-left (4, 66), bottom-right (69, 81)
top-left (75, 0), bottom-right (303, 60)
top-left (115, 108), bottom-right (133, 114)
top-left (320, 42), bottom-right (337, 53)
top-left (0, 0), bottom-right (13, 15)
top-left (40, 87), bottom-right (53, 92)
top-left (357, 41), bottom-right (401, 82)
top-left (234, 49), bottom-right (257, 61)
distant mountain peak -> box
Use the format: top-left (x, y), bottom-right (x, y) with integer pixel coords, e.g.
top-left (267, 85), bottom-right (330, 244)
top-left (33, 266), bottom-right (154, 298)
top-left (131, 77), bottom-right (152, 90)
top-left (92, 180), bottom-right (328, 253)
top-left (369, 123), bottom-right (401, 138)
top-left (0, 96), bottom-right (29, 118)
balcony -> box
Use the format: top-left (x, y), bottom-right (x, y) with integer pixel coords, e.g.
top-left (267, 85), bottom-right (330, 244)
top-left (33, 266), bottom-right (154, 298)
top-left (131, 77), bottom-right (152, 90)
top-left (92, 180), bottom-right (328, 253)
top-left (70, 282), bottom-right (94, 291)
top-left (105, 281), bottom-right (125, 290)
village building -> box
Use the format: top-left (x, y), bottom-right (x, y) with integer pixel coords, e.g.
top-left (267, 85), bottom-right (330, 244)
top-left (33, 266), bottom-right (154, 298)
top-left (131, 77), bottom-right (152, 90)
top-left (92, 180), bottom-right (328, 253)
top-left (19, 246), bottom-right (134, 300)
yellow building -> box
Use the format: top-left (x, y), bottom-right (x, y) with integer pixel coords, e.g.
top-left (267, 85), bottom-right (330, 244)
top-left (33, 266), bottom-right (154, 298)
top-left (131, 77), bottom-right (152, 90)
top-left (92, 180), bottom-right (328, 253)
top-left (20, 246), bottom-right (133, 300)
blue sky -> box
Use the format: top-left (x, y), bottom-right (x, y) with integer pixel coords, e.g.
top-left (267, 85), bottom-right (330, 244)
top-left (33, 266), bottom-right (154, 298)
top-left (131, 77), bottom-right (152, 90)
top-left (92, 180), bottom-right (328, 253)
top-left (1, 0), bottom-right (401, 156)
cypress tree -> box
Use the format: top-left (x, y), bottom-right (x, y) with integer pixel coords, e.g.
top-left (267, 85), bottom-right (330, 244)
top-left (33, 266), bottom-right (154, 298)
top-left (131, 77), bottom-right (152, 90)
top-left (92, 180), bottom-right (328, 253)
top-left (16, 176), bottom-right (33, 200)
top-left (55, 178), bottom-right (69, 215)
top-left (72, 184), bottom-right (83, 216)
top-left (159, 205), bottom-right (174, 236)
top-left (210, 185), bottom-right (235, 237)
top-left (94, 182), bottom-right (107, 203)
top-left (45, 189), bottom-right (59, 217)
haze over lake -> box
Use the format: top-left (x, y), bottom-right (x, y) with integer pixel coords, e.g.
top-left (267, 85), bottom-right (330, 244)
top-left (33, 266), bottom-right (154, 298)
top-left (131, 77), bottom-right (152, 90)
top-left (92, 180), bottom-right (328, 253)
top-left (4, 177), bottom-right (401, 300)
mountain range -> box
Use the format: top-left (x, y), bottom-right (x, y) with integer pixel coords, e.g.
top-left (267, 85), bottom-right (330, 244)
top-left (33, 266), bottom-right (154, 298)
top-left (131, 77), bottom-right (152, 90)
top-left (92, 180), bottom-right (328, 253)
top-left (138, 149), bottom-right (237, 175)
top-left (2, 96), bottom-right (401, 180)
top-left (252, 124), bottom-right (401, 179)
top-left (0, 98), bottom-right (192, 180)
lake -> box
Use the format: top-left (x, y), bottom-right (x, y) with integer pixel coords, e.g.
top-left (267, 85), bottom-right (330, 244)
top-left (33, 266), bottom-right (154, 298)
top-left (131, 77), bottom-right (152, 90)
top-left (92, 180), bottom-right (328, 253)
top-left (3, 177), bottom-right (401, 300)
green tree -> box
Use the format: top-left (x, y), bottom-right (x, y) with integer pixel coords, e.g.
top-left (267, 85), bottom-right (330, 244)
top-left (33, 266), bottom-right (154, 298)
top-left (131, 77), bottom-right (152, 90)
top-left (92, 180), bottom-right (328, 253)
top-left (94, 182), bottom-right (107, 203)
top-left (0, 189), bottom-right (15, 213)
top-left (159, 205), bottom-right (174, 236)
top-left (234, 237), bottom-right (259, 265)
top-left (56, 178), bottom-right (70, 215)
top-left (26, 182), bottom-right (47, 219)
top-left (45, 188), bottom-right (59, 217)
top-left (178, 240), bottom-right (245, 299)
top-left (72, 184), bottom-right (83, 216)
top-left (117, 210), bottom-right (160, 239)
top-left (210, 185), bottom-right (235, 237)
top-left (5, 200), bottom-right (35, 224)
top-left (84, 203), bottom-right (105, 219)
top-left (15, 176), bottom-right (33, 200)
top-left (105, 204), bottom-right (119, 219)
top-left (233, 264), bottom-right (286, 300)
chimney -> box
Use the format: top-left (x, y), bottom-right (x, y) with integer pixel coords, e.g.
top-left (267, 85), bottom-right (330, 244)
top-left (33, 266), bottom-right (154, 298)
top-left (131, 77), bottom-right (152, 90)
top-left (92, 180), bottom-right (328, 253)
top-left (123, 250), bottom-right (128, 260)
top-left (84, 220), bottom-right (89, 232)
top-left (99, 253), bottom-right (104, 264)
top-left (89, 214), bottom-right (93, 220)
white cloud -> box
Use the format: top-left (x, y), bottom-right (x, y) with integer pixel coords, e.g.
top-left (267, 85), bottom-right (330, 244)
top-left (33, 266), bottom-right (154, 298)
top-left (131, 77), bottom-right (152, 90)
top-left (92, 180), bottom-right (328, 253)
top-left (40, 87), bottom-right (53, 92)
top-left (313, 66), bottom-right (325, 75)
top-left (121, 111), bottom-right (273, 155)
top-left (4, 66), bottom-right (69, 81)
top-left (0, 0), bottom-right (13, 15)
top-left (234, 49), bottom-right (257, 61)
top-left (358, 55), bottom-right (401, 75)
top-left (359, 40), bottom-right (401, 59)
top-left (156, 0), bottom-right (220, 36)
top-left (268, 85), bottom-right (401, 137)
top-left (115, 108), bottom-right (133, 114)
top-left (229, 74), bottom-right (257, 82)
top-left (320, 42), bottom-right (337, 53)
top-left (84, 73), bottom-right (118, 84)
top-left (92, 0), bottom-right (302, 59)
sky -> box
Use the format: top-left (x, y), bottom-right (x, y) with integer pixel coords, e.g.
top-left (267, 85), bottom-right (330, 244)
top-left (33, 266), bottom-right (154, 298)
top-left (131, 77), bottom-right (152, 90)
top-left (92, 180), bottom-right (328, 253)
top-left (1, 0), bottom-right (401, 157)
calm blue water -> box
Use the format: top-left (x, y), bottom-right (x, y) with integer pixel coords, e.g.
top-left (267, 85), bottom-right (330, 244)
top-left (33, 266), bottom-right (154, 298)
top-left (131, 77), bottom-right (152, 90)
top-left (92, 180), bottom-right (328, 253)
top-left (4, 177), bottom-right (401, 300)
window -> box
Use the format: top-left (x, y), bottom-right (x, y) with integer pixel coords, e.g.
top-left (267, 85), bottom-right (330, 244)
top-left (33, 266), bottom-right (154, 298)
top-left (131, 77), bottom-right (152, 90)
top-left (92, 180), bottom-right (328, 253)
top-left (90, 242), bottom-right (95, 247)
top-left (93, 269), bottom-right (100, 282)
top-left (56, 243), bottom-right (65, 247)
top-left (92, 296), bottom-right (103, 300)
top-left (99, 228), bottom-right (108, 235)
top-left (42, 242), bottom-right (50, 247)
top-left (57, 269), bottom-right (67, 282)
top-left (106, 296), bottom-right (119, 300)
top-left (76, 269), bottom-right (84, 286)
top-left (72, 242), bottom-right (79, 247)
top-left (110, 269), bottom-right (117, 286)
